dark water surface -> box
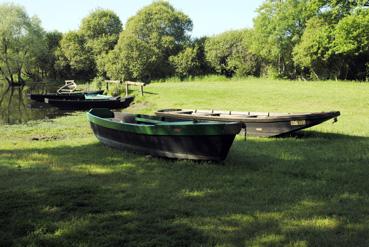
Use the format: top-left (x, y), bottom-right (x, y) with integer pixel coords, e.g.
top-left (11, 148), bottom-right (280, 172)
top-left (0, 82), bottom-right (74, 125)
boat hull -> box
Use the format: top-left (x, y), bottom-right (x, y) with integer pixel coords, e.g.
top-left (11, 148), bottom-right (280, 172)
top-left (44, 96), bottom-right (134, 110)
top-left (28, 90), bottom-right (104, 102)
top-left (239, 115), bottom-right (339, 137)
top-left (90, 123), bottom-right (237, 161)
top-left (155, 109), bottom-right (341, 137)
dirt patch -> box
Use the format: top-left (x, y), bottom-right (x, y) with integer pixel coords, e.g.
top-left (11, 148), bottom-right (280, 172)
top-left (30, 136), bottom-right (60, 141)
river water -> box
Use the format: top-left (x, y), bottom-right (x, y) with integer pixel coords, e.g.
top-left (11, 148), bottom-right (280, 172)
top-left (0, 82), bottom-right (75, 125)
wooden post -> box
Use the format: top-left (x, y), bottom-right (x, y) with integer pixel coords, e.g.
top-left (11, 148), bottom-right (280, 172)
top-left (125, 83), bottom-right (129, 96)
top-left (104, 80), bottom-right (121, 93)
top-left (124, 81), bottom-right (145, 96)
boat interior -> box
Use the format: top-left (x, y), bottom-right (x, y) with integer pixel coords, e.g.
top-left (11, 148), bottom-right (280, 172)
top-left (112, 112), bottom-right (206, 125)
top-left (162, 109), bottom-right (300, 118)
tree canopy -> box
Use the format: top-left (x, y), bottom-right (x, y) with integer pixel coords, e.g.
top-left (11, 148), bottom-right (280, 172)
top-left (55, 9), bottom-right (122, 80)
top-left (205, 29), bottom-right (260, 78)
top-left (3, 0), bottom-right (369, 84)
top-left (0, 3), bottom-right (46, 84)
top-left (105, 1), bottom-right (193, 81)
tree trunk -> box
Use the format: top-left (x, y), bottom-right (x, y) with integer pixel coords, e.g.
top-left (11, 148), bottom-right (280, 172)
top-left (0, 67), bottom-right (11, 84)
top-left (17, 66), bottom-right (25, 85)
top-left (312, 69), bottom-right (320, 80)
top-left (3, 42), bottom-right (15, 85)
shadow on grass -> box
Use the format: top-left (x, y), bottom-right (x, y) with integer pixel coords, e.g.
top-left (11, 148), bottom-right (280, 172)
top-left (0, 131), bottom-right (369, 246)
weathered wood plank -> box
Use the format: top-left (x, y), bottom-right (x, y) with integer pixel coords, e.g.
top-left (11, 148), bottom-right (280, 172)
top-left (104, 80), bottom-right (121, 84)
top-left (125, 81), bottom-right (145, 86)
top-left (124, 81), bottom-right (145, 96)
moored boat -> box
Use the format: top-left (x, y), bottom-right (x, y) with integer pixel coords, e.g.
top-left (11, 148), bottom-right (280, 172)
top-left (87, 108), bottom-right (242, 161)
top-left (45, 95), bottom-right (134, 110)
top-left (28, 90), bottom-right (105, 102)
top-left (155, 109), bottom-right (341, 137)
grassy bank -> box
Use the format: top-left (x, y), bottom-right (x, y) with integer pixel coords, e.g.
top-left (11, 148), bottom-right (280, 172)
top-left (1, 79), bottom-right (369, 246)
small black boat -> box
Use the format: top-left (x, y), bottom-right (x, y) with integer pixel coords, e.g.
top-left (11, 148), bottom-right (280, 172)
top-left (87, 108), bottom-right (242, 161)
top-left (45, 95), bottom-right (134, 110)
top-left (28, 90), bottom-right (105, 102)
top-left (155, 109), bottom-right (341, 137)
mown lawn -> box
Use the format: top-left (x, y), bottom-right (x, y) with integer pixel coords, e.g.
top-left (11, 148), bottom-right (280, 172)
top-left (0, 78), bottom-right (369, 246)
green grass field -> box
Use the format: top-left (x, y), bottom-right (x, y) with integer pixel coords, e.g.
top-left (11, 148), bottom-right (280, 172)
top-left (1, 78), bottom-right (369, 246)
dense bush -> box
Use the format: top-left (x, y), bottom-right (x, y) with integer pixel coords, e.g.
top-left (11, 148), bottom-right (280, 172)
top-left (251, 0), bottom-right (369, 80)
top-left (205, 30), bottom-right (260, 77)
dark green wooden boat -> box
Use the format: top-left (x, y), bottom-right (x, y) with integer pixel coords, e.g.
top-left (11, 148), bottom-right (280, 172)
top-left (87, 108), bottom-right (242, 161)
top-left (45, 95), bottom-right (134, 110)
top-left (156, 109), bottom-right (341, 137)
top-left (28, 90), bottom-right (104, 102)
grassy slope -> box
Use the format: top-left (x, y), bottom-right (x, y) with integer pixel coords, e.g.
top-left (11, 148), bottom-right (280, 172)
top-left (1, 78), bottom-right (369, 246)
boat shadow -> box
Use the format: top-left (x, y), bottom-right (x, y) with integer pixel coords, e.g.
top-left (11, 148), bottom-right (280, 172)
top-left (229, 130), bottom-right (369, 168)
top-left (275, 130), bottom-right (350, 139)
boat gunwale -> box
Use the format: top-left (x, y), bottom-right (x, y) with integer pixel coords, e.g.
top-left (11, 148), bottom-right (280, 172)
top-left (28, 90), bottom-right (104, 97)
top-left (155, 109), bottom-right (341, 123)
top-left (44, 95), bottom-right (131, 103)
top-left (87, 109), bottom-right (242, 136)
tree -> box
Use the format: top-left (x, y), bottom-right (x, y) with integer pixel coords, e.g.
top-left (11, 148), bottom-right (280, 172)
top-left (333, 9), bottom-right (369, 55)
top-left (292, 1), bottom-right (369, 80)
top-left (80, 9), bottom-right (122, 56)
top-left (250, 0), bottom-right (369, 80)
top-left (332, 8), bottom-right (369, 80)
top-left (44, 31), bottom-right (63, 79)
top-left (167, 37), bottom-right (213, 79)
top-left (308, 0), bottom-right (369, 21)
top-left (55, 31), bottom-right (95, 79)
top-left (250, 0), bottom-right (312, 78)
top-left (55, 9), bottom-right (122, 80)
top-left (293, 17), bottom-right (334, 79)
top-left (27, 31), bottom-right (63, 80)
top-left (106, 1), bottom-right (193, 81)
top-left (0, 3), bottom-right (46, 85)
top-left (80, 9), bottom-right (122, 78)
top-left (104, 33), bottom-right (156, 81)
top-left (169, 46), bottom-right (200, 80)
top-left (205, 29), bottom-right (259, 77)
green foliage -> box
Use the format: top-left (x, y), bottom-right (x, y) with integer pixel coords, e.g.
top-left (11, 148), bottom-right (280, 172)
top-left (55, 9), bottom-right (122, 80)
top-left (106, 1), bottom-right (193, 81)
top-left (333, 9), bottom-right (369, 55)
top-left (293, 17), bottom-right (334, 79)
top-left (55, 31), bottom-right (95, 79)
top-left (250, 0), bottom-right (369, 80)
top-left (250, 0), bottom-right (312, 78)
top-left (169, 46), bottom-right (200, 80)
top-left (0, 3), bottom-right (46, 84)
top-left (3, 0), bottom-right (369, 82)
top-left (205, 29), bottom-right (259, 77)
top-left (80, 9), bottom-right (122, 41)
top-left (308, 0), bottom-right (369, 21)
top-left (80, 9), bottom-right (122, 59)
top-left (105, 34), bottom-right (156, 81)
top-left (28, 31), bottom-right (63, 80)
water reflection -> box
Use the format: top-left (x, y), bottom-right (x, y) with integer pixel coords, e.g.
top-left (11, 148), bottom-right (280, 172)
top-left (0, 82), bottom-right (72, 125)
